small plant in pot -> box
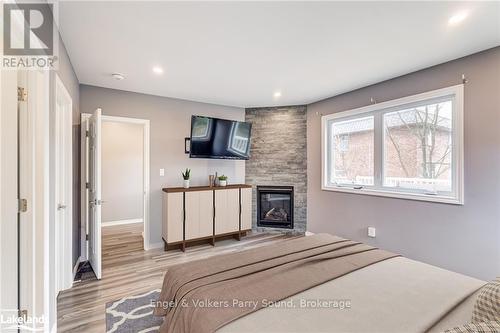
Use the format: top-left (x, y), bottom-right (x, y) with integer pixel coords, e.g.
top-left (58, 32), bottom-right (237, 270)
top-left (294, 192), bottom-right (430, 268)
top-left (218, 175), bottom-right (228, 187)
top-left (182, 168), bottom-right (191, 188)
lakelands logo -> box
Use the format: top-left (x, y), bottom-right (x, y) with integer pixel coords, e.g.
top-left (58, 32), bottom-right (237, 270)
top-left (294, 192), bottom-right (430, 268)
top-left (1, 309), bottom-right (45, 332)
top-left (2, 2), bottom-right (58, 69)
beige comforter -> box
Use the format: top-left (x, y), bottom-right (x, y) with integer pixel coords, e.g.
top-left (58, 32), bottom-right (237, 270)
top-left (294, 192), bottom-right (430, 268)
top-left (154, 234), bottom-right (398, 333)
top-left (219, 256), bottom-right (485, 333)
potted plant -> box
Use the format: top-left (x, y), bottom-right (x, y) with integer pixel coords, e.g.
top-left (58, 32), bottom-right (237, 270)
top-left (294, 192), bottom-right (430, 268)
top-left (182, 168), bottom-right (191, 188)
top-left (218, 175), bottom-right (228, 187)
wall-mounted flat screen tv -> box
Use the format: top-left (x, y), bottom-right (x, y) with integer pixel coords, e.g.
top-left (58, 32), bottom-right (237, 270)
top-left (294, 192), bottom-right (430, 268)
top-left (189, 116), bottom-right (252, 160)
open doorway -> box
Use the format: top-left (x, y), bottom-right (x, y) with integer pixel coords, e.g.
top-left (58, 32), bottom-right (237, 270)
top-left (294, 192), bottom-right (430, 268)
top-left (101, 118), bottom-right (145, 267)
top-left (80, 114), bottom-right (150, 279)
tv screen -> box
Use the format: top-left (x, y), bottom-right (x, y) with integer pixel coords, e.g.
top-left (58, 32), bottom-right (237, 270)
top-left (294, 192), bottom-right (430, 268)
top-left (189, 116), bottom-right (252, 160)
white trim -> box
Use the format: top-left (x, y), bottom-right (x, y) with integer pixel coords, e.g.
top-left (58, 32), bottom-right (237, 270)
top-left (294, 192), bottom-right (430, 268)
top-left (321, 84), bottom-right (464, 205)
top-left (102, 115), bottom-right (149, 125)
top-left (321, 186), bottom-right (463, 205)
top-left (146, 242), bottom-right (164, 250)
top-left (102, 218), bottom-right (143, 227)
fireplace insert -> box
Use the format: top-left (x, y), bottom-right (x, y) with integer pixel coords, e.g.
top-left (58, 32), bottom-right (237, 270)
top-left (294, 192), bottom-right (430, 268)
top-left (257, 186), bottom-right (294, 229)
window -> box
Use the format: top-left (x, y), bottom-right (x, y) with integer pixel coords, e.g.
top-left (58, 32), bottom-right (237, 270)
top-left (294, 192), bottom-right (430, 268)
top-left (322, 85), bottom-right (464, 204)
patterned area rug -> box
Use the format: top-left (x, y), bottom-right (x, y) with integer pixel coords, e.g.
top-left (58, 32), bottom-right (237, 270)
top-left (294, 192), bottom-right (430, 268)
top-left (106, 289), bottom-right (163, 333)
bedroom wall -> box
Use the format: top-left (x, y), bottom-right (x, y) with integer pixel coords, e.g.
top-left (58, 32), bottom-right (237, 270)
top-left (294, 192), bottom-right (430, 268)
top-left (79, 85), bottom-right (245, 247)
top-left (101, 121), bottom-right (144, 223)
top-left (307, 46), bottom-right (500, 281)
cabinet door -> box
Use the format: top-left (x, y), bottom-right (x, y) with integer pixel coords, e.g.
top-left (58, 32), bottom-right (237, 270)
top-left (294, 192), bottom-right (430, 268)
top-left (166, 192), bottom-right (183, 243)
top-left (226, 189), bottom-right (240, 232)
top-left (185, 190), bottom-right (213, 240)
top-left (215, 189), bottom-right (240, 235)
top-left (198, 190), bottom-right (214, 238)
top-left (241, 188), bottom-right (252, 231)
top-left (185, 191), bottom-right (199, 240)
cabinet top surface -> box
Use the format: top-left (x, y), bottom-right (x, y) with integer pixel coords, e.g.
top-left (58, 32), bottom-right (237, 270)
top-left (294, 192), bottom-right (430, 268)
top-left (163, 184), bottom-right (252, 193)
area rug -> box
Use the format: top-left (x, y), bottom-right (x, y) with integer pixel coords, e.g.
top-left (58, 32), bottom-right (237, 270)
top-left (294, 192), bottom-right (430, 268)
top-left (105, 289), bottom-right (163, 333)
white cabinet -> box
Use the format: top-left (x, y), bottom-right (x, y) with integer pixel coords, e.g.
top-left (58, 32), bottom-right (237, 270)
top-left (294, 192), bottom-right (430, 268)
top-left (162, 185), bottom-right (252, 251)
top-left (215, 189), bottom-right (240, 235)
top-left (185, 190), bottom-right (213, 239)
top-left (241, 188), bottom-right (252, 231)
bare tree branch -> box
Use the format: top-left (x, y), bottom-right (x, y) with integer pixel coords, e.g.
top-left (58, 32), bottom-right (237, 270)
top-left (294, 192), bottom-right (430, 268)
top-left (386, 127), bottom-right (410, 177)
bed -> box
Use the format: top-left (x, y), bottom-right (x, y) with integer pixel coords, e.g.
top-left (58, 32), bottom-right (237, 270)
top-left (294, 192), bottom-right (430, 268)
top-left (153, 234), bottom-right (486, 333)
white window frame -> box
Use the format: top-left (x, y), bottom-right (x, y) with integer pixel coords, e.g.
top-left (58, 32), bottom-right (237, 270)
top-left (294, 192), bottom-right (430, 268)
top-left (321, 85), bottom-right (464, 205)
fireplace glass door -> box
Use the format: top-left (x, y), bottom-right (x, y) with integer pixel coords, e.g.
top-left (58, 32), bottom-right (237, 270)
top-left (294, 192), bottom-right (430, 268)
top-left (257, 186), bottom-right (294, 229)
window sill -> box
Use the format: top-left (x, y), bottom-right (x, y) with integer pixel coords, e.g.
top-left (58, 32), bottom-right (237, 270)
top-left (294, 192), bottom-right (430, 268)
top-left (321, 185), bottom-right (463, 205)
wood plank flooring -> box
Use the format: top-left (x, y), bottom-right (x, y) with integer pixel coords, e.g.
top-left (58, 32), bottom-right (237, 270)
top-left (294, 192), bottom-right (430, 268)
top-left (57, 223), bottom-right (298, 332)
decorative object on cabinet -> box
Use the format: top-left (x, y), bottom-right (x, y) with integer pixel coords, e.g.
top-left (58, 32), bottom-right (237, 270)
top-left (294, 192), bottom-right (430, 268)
top-left (181, 168), bottom-right (191, 188)
top-left (218, 175), bottom-right (228, 187)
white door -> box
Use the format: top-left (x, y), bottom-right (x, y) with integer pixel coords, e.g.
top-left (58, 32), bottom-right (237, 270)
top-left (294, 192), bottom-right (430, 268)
top-left (18, 70), bottom-right (32, 322)
top-left (54, 75), bottom-right (73, 293)
top-left (88, 108), bottom-right (103, 279)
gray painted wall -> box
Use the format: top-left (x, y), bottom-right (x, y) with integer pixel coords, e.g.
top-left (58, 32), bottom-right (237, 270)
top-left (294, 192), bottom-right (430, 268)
top-left (79, 85), bottom-right (245, 246)
top-left (307, 47), bottom-right (500, 281)
top-left (245, 106), bottom-right (307, 233)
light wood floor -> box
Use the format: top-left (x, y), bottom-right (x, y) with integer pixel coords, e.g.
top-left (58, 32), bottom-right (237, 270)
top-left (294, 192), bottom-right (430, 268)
top-left (57, 223), bottom-right (298, 332)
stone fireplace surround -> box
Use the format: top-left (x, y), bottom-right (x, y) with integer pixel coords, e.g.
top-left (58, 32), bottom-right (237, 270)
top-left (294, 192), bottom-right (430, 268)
top-left (245, 106), bottom-right (307, 234)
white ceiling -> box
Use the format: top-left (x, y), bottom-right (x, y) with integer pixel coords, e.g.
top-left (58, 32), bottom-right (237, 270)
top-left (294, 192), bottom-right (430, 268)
top-left (58, 1), bottom-right (500, 108)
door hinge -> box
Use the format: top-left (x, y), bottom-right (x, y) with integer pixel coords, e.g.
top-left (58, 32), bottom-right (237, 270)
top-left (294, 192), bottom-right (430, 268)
top-left (17, 87), bottom-right (27, 101)
top-left (85, 182), bottom-right (90, 189)
top-left (18, 198), bottom-right (28, 213)
top-left (19, 309), bottom-right (28, 321)
top-left (86, 234), bottom-right (89, 241)
top-left (85, 130), bottom-right (90, 137)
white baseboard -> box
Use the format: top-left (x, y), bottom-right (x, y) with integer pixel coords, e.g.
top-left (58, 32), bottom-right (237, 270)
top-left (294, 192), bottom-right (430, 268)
top-left (102, 218), bottom-right (143, 227)
top-left (147, 242), bottom-right (164, 250)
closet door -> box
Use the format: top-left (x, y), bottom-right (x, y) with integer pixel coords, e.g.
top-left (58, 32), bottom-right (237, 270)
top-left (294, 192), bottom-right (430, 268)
top-left (166, 192), bottom-right (183, 243)
top-left (185, 191), bottom-right (199, 240)
top-left (241, 188), bottom-right (252, 230)
top-left (215, 189), bottom-right (239, 235)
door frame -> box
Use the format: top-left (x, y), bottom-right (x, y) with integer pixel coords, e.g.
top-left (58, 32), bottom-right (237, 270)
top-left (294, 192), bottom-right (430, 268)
top-left (54, 74), bottom-right (73, 293)
top-left (81, 113), bottom-right (151, 256)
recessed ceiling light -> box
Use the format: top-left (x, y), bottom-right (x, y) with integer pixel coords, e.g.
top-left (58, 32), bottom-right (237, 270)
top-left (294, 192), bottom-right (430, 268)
top-left (111, 73), bottom-right (125, 80)
top-left (448, 11), bottom-right (468, 25)
top-left (274, 91), bottom-right (282, 98)
top-left (152, 66), bottom-right (164, 74)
